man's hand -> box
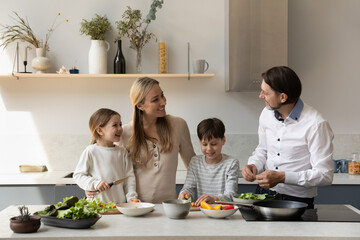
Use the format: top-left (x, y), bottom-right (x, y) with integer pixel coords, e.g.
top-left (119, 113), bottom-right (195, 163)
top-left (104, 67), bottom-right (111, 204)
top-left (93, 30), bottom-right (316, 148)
top-left (241, 164), bottom-right (258, 182)
top-left (256, 170), bottom-right (285, 188)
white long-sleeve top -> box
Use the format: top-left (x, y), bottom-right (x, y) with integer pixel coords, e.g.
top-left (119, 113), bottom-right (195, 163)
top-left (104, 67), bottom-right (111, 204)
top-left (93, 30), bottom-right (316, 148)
top-left (248, 99), bottom-right (334, 198)
top-left (73, 144), bottom-right (138, 203)
top-left (180, 154), bottom-right (239, 201)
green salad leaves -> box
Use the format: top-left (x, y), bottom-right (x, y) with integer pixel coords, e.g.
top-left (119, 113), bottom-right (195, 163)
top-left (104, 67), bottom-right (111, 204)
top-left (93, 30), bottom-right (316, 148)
top-left (236, 192), bottom-right (275, 200)
top-left (37, 196), bottom-right (117, 219)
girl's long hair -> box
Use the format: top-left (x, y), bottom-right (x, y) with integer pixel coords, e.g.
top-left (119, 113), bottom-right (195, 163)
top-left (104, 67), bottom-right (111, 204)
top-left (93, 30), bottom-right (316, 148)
top-left (89, 108), bottom-right (119, 144)
top-left (129, 77), bottom-right (173, 166)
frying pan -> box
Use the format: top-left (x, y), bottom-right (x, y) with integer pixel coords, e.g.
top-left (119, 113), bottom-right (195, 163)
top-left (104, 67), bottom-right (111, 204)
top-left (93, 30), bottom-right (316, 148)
top-left (216, 200), bottom-right (308, 220)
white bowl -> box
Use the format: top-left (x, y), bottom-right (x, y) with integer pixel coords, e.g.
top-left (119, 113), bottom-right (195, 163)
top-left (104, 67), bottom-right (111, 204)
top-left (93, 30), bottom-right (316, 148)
top-left (117, 202), bottom-right (155, 217)
top-left (200, 205), bottom-right (238, 219)
top-left (162, 200), bottom-right (191, 219)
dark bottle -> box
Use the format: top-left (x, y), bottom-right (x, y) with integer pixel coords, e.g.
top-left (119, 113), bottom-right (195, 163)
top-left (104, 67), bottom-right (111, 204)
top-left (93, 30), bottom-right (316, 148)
top-left (114, 40), bottom-right (126, 74)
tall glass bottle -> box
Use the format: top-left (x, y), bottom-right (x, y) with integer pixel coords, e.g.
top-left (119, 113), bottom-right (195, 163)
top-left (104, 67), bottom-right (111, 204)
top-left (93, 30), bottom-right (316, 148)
top-left (114, 40), bottom-right (126, 74)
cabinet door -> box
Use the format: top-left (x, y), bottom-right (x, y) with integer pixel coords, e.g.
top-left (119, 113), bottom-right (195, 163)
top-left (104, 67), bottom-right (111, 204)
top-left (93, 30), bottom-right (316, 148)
top-left (226, 0), bottom-right (288, 92)
top-left (0, 186), bottom-right (55, 211)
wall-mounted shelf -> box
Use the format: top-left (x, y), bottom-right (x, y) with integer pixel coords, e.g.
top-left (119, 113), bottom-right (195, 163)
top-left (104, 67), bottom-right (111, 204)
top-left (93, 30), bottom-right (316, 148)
top-left (0, 73), bottom-right (215, 80)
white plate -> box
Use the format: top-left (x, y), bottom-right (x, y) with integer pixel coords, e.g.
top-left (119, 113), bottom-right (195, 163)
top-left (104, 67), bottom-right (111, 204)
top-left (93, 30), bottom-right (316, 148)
top-left (200, 205), bottom-right (238, 219)
top-left (117, 202), bottom-right (155, 217)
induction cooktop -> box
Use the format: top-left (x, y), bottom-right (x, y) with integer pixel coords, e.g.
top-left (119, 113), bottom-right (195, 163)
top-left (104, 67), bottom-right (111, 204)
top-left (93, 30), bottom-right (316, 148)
top-left (239, 204), bottom-right (360, 222)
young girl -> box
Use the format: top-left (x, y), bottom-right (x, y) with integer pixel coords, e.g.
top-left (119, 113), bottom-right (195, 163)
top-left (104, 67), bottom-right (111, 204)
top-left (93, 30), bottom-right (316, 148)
top-left (73, 108), bottom-right (138, 203)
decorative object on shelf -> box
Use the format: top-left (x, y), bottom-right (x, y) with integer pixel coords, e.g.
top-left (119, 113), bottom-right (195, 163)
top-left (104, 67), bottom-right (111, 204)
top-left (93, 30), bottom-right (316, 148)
top-left (88, 40), bottom-right (110, 74)
top-left (20, 46), bottom-right (32, 73)
top-left (193, 59), bottom-right (209, 74)
top-left (114, 39), bottom-right (126, 74)
top-left (56, 66), bottom-right (69, 74)
top-left (116, 0), bottom-right (163, 73)
top-left (0, 12), bottom-right (68, 51)
top-left (80, 14), bottom-right (111, 74)
top-left (69, 66), bottom-right (79, 74)
top-left (31, 48), bottom-right (51, 73)
top-left (9, 205), bottom-right (41, 233)
top-left (158, 41), bottom-right (167, 73)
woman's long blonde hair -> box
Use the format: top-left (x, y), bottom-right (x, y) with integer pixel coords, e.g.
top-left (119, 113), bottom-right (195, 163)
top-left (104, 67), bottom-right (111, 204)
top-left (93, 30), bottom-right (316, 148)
top-left (129, 77), bottom-right (173, 166)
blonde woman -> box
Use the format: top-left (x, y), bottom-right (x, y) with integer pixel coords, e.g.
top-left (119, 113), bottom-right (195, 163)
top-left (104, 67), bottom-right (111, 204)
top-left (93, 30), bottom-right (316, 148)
top-left (86, 78), bottom-right (195, 203)
top-left (121, 77), bottom-right (195, 203)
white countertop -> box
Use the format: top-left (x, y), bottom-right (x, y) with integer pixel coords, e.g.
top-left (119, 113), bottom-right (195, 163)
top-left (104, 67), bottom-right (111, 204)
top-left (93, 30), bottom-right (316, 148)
top-left (0, 171), bottom-right (359, 185)
top-left (0, 204), bottom-right (360, 239)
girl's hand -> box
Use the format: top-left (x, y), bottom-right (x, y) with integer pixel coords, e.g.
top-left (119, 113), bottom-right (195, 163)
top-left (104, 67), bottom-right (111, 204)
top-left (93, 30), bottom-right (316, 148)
top-left (195, 194), bottom-right (218, 206)
top-left (96, 180), bottom-right (111, 192)
top-left (178, 191), bottom-right (190, 200)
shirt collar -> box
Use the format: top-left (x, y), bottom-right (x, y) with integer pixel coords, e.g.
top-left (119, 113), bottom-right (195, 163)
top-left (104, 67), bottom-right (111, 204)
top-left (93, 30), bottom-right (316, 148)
top-left (274, 98), bottom-right (304, 122)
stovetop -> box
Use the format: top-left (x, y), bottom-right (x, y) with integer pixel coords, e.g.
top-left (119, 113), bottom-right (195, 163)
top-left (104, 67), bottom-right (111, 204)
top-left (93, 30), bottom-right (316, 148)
top-left (239, 204), bottom-right (360, 222)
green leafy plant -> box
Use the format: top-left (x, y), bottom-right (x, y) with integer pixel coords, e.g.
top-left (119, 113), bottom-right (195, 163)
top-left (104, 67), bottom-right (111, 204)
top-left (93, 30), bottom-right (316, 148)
top-left (0, 12), bottom-right (68, 51)
top-left (80, 14), bottom-right (111, 40)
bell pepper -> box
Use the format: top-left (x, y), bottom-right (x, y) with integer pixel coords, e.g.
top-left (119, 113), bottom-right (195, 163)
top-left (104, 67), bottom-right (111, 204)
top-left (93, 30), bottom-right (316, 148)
top-left (200, 201), bottom-right (213, 210)
top-left (212, 205), bottom-right (223, 210)
top-left (222, 205), bottom-right (235, 210)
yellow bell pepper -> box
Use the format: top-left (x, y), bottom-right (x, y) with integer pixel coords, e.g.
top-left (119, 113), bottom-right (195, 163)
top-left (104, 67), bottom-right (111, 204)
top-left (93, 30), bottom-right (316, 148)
top-left (212, 205), bottom-right (223, 210)
top-left (200, 201), bottom-right (213, 210)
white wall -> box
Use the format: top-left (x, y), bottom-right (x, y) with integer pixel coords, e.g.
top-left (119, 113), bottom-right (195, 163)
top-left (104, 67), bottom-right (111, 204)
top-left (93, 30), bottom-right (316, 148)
top-left (0, 0), bottom-right (359, 172)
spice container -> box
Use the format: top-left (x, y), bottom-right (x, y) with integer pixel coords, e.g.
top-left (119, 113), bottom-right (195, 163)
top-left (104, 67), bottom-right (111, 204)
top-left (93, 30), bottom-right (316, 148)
top-left (348, 153), bottom-right (360, 175)
top-left (158, 41), bottom-right (167, 73)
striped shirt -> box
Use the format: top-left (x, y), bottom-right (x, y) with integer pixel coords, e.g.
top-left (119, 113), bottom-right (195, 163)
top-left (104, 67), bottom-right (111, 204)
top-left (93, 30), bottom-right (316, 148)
top-left (180, 154), bottom-right (239, 201)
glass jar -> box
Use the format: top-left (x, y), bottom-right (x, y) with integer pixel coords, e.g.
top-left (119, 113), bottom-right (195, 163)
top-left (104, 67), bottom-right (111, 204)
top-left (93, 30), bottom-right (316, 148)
top-left (158, 41), bottom-right (167, 73)
top-left (348, 152), bottom-right (360, 175)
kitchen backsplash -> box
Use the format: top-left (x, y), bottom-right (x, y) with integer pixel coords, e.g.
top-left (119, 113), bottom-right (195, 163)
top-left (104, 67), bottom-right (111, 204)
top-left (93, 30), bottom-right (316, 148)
top-left (0, 134), bottom-right (358, 173)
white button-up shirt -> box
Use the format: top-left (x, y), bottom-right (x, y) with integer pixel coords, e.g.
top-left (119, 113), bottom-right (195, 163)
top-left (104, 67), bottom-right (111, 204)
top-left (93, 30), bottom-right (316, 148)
top-left (248, 99), bottom-right (334, 198)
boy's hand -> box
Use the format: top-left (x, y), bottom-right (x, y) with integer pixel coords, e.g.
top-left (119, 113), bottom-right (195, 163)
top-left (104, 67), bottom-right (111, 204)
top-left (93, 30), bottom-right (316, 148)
top-left (96, 180), bottom-right (111, 192)
top-left (129, 198), bottom-right (141, 203)
top-left (178, 191), bottom-right (190, 200)
top-left (195, 194), bottom-right (219, 206)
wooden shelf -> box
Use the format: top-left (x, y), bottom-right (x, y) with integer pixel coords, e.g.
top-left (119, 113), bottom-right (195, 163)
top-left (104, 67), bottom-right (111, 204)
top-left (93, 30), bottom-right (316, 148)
top-left (0, 73), bottom-right (215, 80)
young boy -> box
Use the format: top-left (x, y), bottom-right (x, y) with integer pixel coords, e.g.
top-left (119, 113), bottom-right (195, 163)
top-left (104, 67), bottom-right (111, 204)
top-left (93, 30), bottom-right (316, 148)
top-left (178, 118), bottom-right (239, 206)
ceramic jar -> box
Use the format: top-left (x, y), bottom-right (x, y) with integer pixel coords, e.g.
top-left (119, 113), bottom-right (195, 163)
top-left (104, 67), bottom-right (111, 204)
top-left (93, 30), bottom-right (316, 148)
top-left (31, 48), bottom-right (51, 73)
top-left (88, 40), bottom-right (110, 74)
top-left (9, 215), bottom-right (41, 233)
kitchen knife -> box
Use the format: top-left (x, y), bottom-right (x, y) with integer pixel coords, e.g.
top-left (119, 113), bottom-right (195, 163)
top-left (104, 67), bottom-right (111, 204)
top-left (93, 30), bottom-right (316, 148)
top-left (109, 177), bottom-right (128, 187)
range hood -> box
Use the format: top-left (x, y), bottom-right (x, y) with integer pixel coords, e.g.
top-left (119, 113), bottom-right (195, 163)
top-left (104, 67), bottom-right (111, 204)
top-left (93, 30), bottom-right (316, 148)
top-left (225, 0), bottom-right (288, 92)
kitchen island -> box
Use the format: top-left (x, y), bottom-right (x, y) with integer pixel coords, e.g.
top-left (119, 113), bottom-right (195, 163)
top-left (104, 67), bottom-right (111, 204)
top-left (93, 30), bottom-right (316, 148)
top-left (1, 204), bottom-right (360, 239)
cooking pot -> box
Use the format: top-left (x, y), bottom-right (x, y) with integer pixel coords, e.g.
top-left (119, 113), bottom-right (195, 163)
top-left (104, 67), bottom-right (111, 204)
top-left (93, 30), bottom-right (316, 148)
top-left (216, 200), bottom-right (308, 220)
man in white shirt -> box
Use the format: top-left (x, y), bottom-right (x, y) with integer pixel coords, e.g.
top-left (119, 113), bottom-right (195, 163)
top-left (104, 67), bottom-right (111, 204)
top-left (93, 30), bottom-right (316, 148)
top-left (241, 66), bottom-right (334, 208)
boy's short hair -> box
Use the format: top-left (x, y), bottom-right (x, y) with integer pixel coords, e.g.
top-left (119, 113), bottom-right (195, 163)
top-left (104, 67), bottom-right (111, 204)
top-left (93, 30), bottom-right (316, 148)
top-left (197, 118), bottom-right (225, 141)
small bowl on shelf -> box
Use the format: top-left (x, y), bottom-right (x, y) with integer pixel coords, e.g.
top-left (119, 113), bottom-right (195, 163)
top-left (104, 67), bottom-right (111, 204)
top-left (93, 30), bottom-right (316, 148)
top-left (162, 200), bottom-right (191, 219)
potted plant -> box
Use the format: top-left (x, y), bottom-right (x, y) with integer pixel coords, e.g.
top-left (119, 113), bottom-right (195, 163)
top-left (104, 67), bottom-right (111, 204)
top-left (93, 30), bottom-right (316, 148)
top-left (9, 205), bottom-right (41, 233)
top-left (116, 0), bottom-right (163, 73)
top-left (80, 14), bottom-right (111, 74)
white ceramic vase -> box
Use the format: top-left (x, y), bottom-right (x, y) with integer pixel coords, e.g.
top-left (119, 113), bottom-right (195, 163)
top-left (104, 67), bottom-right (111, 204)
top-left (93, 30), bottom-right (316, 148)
top-left (88, 40), bottom-right (110, 74)
top-left (31, 48), bottom-right (51, 73)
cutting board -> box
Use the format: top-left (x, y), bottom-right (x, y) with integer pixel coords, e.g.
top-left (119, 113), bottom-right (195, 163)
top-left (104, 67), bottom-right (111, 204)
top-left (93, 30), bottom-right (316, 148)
top-left (100, 210), bottom-right (122, 215)
top-left (190, 206), bottom-right (200, 211)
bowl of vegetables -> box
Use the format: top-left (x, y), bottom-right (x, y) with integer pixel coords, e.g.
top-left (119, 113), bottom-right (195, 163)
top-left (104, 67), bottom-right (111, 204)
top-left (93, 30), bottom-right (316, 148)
top-left (232, 192), bottom-right (275, 204)
top-left (199, 201), bottom-right (238, 219)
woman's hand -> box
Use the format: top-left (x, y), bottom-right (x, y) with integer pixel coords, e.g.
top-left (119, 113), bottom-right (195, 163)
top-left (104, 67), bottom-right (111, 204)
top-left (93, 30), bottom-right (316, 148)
top-left (85, 190), bottom-right (99, 198)
top-left (195, 194), bottom-right (218, 206)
